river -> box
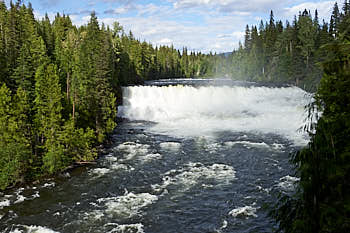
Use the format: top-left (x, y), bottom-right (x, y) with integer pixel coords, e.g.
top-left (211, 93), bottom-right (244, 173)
top-left (0, 79), bottom-right (311, 233)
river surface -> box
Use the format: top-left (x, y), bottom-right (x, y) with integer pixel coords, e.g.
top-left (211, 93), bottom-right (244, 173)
top-left (0, 79), bottom-right (311, 233)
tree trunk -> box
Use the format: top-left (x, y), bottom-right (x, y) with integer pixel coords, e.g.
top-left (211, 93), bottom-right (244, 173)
top-left (66, 72), bottom-right (70, 100)
top-left (72, 91), bottom-right (76, 121)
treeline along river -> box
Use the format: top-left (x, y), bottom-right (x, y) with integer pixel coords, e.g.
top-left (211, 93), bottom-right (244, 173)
top-left (0, 79), bottom-right (312, 233)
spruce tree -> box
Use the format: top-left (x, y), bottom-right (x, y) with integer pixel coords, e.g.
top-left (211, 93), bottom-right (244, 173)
top-left (34, 63), bottom-right (65, 174)
top-left (244, 24), bottom-right (251, 51)
top-left (0, 84), bottom-right (31, 189)
top-left (330, 2), bottom-right (341, 37)
top-left (297, 11), bottom-right (317, 69)
top-left (0, 1), bottom-right (7, 84)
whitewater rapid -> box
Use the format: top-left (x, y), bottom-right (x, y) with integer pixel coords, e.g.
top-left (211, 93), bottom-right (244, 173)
top-left (1, 79), bottom-right (310, 233)
top-left (119, 84), bottom-right (311, 146)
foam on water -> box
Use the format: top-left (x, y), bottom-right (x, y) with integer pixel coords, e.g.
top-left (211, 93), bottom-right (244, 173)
top-left (119, 85), bottom-right (311, 145)
top-left (113, 142), bottom-right (163, 164)
top-left (13, 188), bottom-right (26, 204)
top-left (0, 187), bottom-right (41, 210)
top-left (116, 142), bottom-right (150, 161)
top-left (221, 220), bottom-right (228, 229)
top-left (97, 192), bottom-right (158, 219)
top-left (224, 141), bottom-right (270, 149)
top-left (229, 205), bottom-right (258, 218)
top-left (110, 163), bottom-right (130, 170)
top-left (31, 191), bottom-right (40, 199)
top-left (91, 168), bottom-right (111, 177)
top-left (14, 195), bottom-right (26, 204)
top-left (106, 223), bottom-right (144, 233)
top-left (277, 175), bottom-right (300, 192)
top-left (104, 154), bottom-right (131, 170)
top-left (82, 209), bottom-right (105, 222)
top-left (159, 142), bottom-right (181, 151)
top-left (0, 198), bottom-right (10, 209)
top-left (42, 182), bottom-right (55, 188)
top-left (105, 154), bottom-right (119, 162)
top-left (271, 143), bottom-right (285, 151)
top-left (152, 162), bottom-right (236, 192)
top-left (9, 225), bottom-right (59, 233)
top-left (141, 153), bottom-right (162, 162)
top-left (205, 142), bottom-right (221, 154)
top-left (256, 185), bottom-right (272, 194)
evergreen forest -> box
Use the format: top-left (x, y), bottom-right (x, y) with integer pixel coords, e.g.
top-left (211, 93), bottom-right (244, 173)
top-left (214, 1), bottom-right (350, 92)
top-left (226, 1), bottom-right (350, 231)
top-left (272, 2), bottom-right (350, 232)
top-left (0, 0), bottom-right (212, 190)
top-left (0, 0), bottom-right (350, 231)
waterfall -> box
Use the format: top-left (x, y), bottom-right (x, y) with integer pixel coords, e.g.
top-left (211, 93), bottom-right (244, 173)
top-left (119, 84), bottom-right (311, 146)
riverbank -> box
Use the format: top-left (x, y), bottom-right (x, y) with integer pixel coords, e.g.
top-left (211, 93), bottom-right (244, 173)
top-left (1, 80), bottom-right (308, 233)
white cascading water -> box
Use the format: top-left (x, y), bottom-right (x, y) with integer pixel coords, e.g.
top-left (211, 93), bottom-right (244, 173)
top-left (3, 81), bottom-right (311, 233)
top-left (119, 85), bottom-right (311, 146)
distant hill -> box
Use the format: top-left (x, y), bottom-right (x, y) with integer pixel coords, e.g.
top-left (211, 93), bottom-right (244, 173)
top-left (218, 52), bottom-right (232, 57)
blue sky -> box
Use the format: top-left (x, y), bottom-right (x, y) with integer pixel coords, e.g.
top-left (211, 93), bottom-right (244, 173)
top-left (4, 0), bottom-right (341, 53)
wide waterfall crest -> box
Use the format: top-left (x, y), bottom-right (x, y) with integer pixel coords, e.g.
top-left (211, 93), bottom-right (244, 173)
top-left (119, 84), bottom-right (311, 145)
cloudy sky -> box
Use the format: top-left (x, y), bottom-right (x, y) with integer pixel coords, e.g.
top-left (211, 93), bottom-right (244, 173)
top-left (5, 0), bottom-right (340, 53)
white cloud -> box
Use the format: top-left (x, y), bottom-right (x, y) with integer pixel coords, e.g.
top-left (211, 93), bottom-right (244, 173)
top-left (217, 31), bottom-right (244, 39)
top-left (70, 15), bottom-right (92, 27)
top-left (100, 17), bottom-right (118, 26)
top-left (38, 0), bottom-right (61, 7)
top-left (112, 13), bottom-right (247, 53)
top-left (73, 1), bottom-right (261, 53)
top-left (137, 3), bottom-right (171, 16)
top-left (29, 0), bottom-right (341, 53)
top-left (232, 31), bottom-right (245, 39)
top-left (169, 0), bottom-right (293, 13)
top-left (172, 0), bottom-right (211, 8)
top-left (157, 38), bottom-right (173, 44)
top-left (142, 28), bottom-right (159, 36)
top-left (283, 1), bottom-right (337, 20)
top-left (33, 10), bottom-right (56, 21)
top-left (111, 6), bottom-right (130, 14)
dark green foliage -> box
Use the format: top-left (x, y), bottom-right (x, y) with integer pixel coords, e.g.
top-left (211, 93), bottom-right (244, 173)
top-left (330, 2), bottom-right (341, 38)
top-left (34, 63), bottom-right (64, 173)
top-left (0, 85), bottom-right (31, 189)
top-left (274, 3), bottom-right (350, 231)
top-left (59, 120), bottom-right (97, 164)
top-left (0, 2), bottom-right (213, 190)
top-left (211, 4), bottom-right (349, 91)
top-left (0, 1), bottom-right (7, 84)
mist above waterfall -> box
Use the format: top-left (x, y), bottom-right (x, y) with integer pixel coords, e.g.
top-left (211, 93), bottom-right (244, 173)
top-left (119, 81), bottom-right (311, 146)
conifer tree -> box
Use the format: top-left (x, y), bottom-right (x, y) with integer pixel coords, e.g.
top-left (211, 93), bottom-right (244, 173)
top-left (297, 11), bottom-right (317, 69)
top-left (77, 12), bottom-right (117, 142)
top-left (244, 24), bottom-right (251, 51)
top-left (34, 63), bottom-right (65, 174)
top-left (0, 0), bottom-right (218, 190)
top-left (330, 2), bottom-right (341, 37)
top-left (0, 1), bottom-right (7, 84)
top-left (39, 13), bottom-right (55, 57)
top-left (0, 84), bottom-right (31, 189)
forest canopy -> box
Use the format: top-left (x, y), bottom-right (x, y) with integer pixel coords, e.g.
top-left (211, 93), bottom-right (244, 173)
top-left (1, 8), bottom-right (350, 233)
top-left (0, 0), bottom-right (212, 189)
